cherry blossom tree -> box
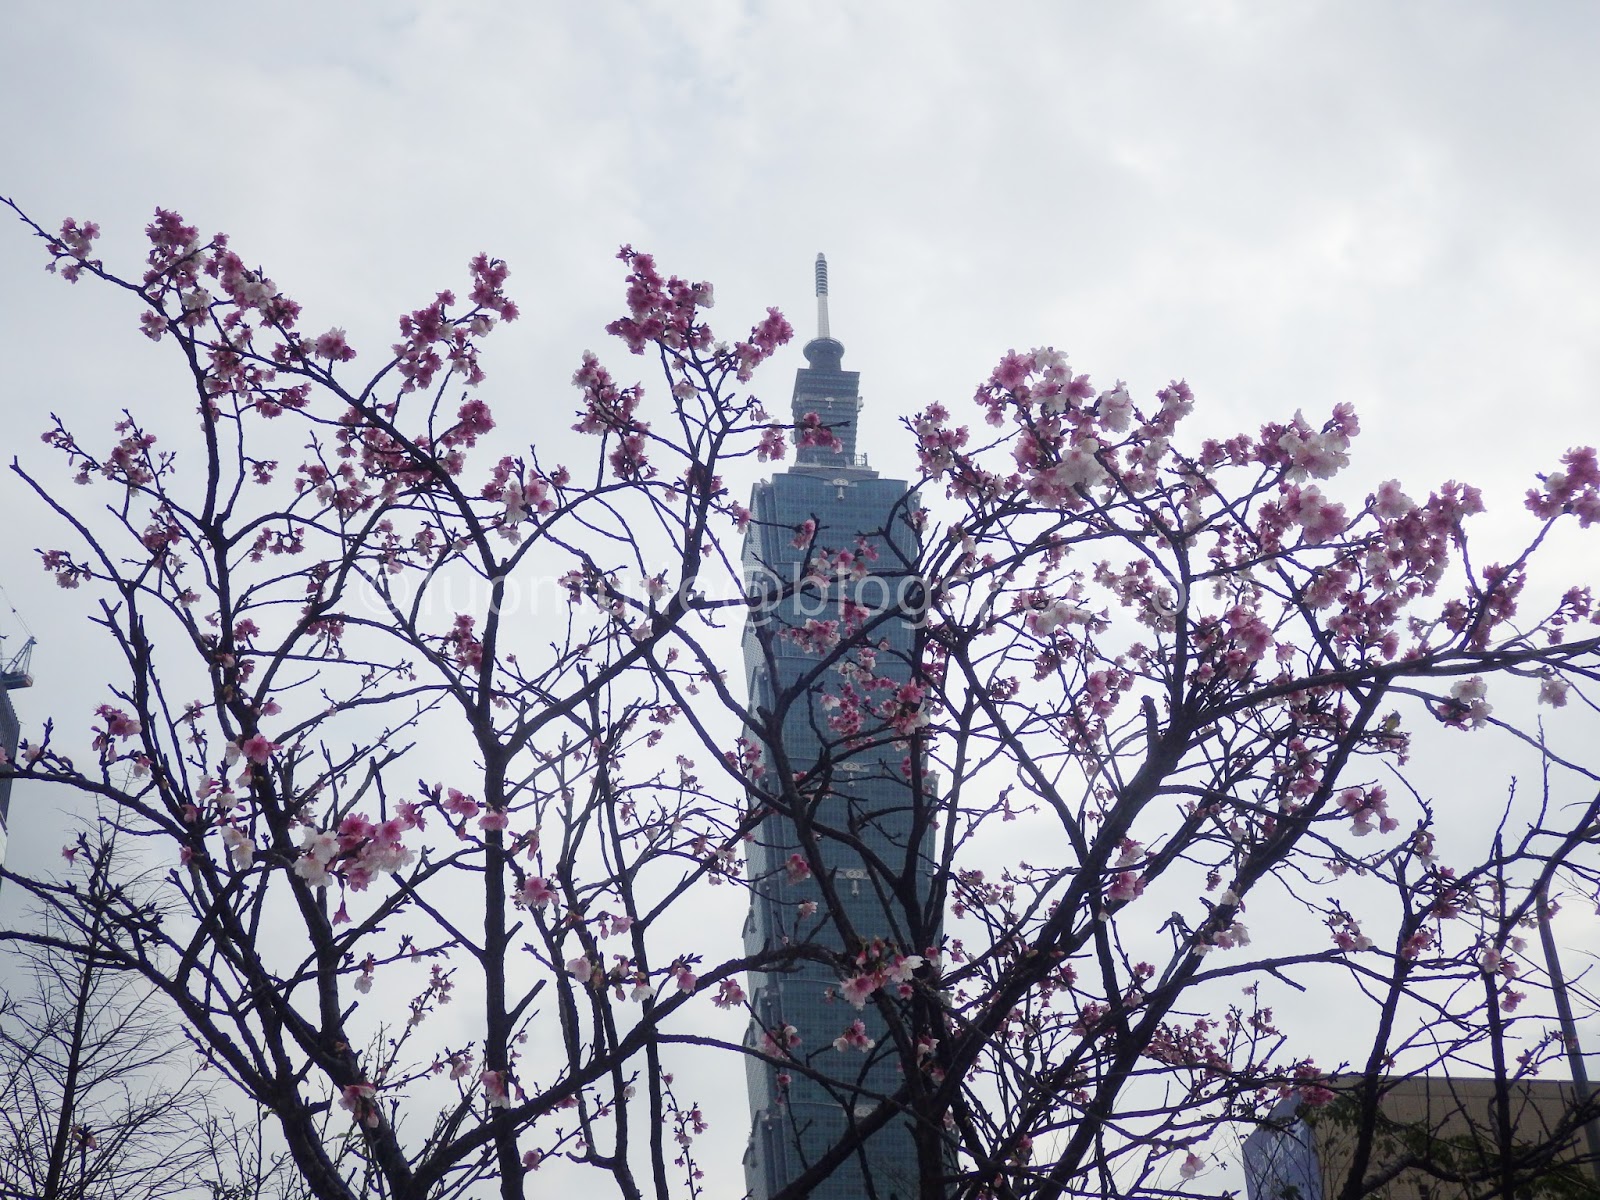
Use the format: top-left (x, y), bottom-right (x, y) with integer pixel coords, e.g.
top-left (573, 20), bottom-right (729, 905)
top-left (2, 196), bottom-right (1599, 1200)
top-left (0, 828), bottom-right (308, 1200)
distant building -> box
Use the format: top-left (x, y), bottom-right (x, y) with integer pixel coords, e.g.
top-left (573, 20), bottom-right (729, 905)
top-left (1245, 1077), bottom-right (1597, 1199)
top-left (740, 257), bottom-right (936, 1200)
top-left (0, 635), bottom-right (33, 870)
top-left (0, 689), bottom-right (16, 866)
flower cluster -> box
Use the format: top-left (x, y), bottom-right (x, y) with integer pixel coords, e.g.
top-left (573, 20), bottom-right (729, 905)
top-left (91, 705), bottom-right (141, 752)
top-left (339, 1082), bottom-right (381, 1129)
top-left (390, 276), bottom-right (510, 392)
top-left (833, 1019), bottom-right (875, 1052)
top-left (1329, 911), bottom-right (1375, 952)
top-left (481, 455), bottom-right (562, 540)
top-left (38, 549), bottom-right (90, 588)
top-left (1437, 676), bottom-right (1492, 730)
top-left (759, 1023), bottom-right (801, 1059)
top-left (292, 808), bottom-right (421, 890)
top-left (45, 217), bottom-right (101, 282)
top-left (571, 352), bottom-right (653, 480)
top-left (515, 876), bottom-right (557, 909)
top-left (604, 247), bottom-right (717, 356)
top-left (1526, 446), bottom-right (1600, 525)
top-left (795, 411), bottom-right (844, 451)
top-left (1336, 785), bottom-right (1398, 836)
top-left (443, 615), bottom-right (485, 670)
top-left (481, 1068), bottom-right (514, 1110)
top-left (711, 979), bottom-right (747, 1009)
top-left (837, 941), bottom-right (926, 1009)
top-left (1104, 868), bottom-right (1146, 905)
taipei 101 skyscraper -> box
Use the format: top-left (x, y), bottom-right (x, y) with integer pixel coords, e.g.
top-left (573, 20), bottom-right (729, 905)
top-left (739, 257), bottom-right (938, 1199)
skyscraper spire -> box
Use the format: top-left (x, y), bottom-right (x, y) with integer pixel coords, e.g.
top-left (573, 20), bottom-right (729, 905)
top-left (793, 253), bottom-right (862, 468)
top-left (814, 252), bottom-right (831, 341)
top-left (801, 252), bottom-right (845, 373)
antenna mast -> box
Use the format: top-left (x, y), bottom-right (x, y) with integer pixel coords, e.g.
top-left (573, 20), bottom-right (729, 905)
top-left (815, 253), bottom-right (830, 341)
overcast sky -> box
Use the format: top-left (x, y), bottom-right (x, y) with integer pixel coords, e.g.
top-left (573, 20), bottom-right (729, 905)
top-left (3, 2), bottom-right (1599, 1193)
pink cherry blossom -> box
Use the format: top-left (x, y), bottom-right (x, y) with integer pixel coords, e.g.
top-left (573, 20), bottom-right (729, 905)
top-left (293, 828), bottom-right (340, 887)
top-left (833, 1019), bottom-right (875, 1053)
top-left (757, 425), bottom-right (788, 461)
top-left (444, 615), bottom-right (485, 669)
top-left (840, 973), bottom-right (879, 1009)
top-left (733, 308), bottom-right (792, 381)
top-left (712, 979), bottom-right (746, 1009)
top-left (1526, 446), bottom-right (1600, 524)
top-left (91, 705), bottom-right (141, 751)
top-left (759, 1024), bottom-right (801, 1058)
top-left (339, 1083), bottom-right (381, 1129)
top-left (313, 327), bottom-right (356, 363)
top-left (1104, 870), bottom-right (1146, 905)
top-left (1337, 786), bottom-right (1398, 837)
top-left (443, 788), bottom-right (480, 818)
top-left (1538, 674), bottom-right (1571, 706)
top-left (1400, 928), bottom-right (1435, 960)
top-left (795, 412), bottom-right (843, 451)
top-left (239, 733), bottom-right (280, 764)
top-left (46, 217), bottom-right (100, 282)
top-left (220, 825), bottom-right (255, 868)
top-left (481, 1068), bottom-right (511, 1109)
top-left (1286, 484), bottom-right (1347, 544)
top-left (1440, 676), bottom-right (1492, 730)
top-left (516, 876), bottom-right (557, 909)
top-left (466, 252), bottom-right (519, 321)
top-left (885, 954), bottom-right (924, 986)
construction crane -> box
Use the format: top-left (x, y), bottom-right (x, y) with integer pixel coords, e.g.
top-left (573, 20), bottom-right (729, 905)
top-left (1, 634), bottom-right (34, 691)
